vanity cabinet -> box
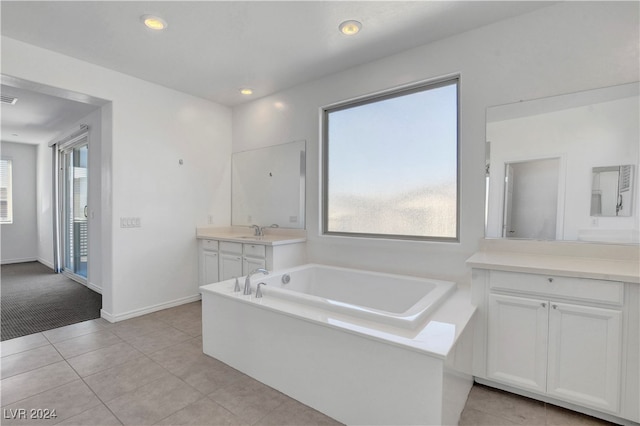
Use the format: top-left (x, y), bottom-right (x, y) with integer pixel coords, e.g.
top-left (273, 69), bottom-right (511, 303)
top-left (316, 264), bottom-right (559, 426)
top-left (487, 293), bottom-right (549, 393)
top-left (469, 255), bottom-right (639, 424)
top-left (546, 301), bottom-right (621, 411)
top-left (217, 241), bottom-right (267, 281)
top-left (198, 235), bottom-right (305, 286)
top-left (200, 239), bottom-right (220, 286)
top-left (219, 242), bottom-right (244, 281)
top-left (487, 290), bottom-right (622, 412)
top-left (468, 238), bottom-right (639, 425)
top-left (243, 243), bottom-right (267, 274)
top-left (486, 271), bottom-right (623, 413)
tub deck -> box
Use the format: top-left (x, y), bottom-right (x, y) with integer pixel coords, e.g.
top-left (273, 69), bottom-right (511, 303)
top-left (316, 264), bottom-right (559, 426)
top-left (200, 266), bottom-right (476, 425)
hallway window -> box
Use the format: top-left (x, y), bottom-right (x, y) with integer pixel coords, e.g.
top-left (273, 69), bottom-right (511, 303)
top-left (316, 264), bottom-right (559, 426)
top-left (0, 159), bottom-right (12, 224)
top-left (322, 77), bottom-right (459, 241)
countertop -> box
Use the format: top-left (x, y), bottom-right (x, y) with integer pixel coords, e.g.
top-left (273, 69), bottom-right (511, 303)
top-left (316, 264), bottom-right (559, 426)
top-left (466, 239), bottom-right (639, 283)
top-left (196, 227), bottom-right (306, 246)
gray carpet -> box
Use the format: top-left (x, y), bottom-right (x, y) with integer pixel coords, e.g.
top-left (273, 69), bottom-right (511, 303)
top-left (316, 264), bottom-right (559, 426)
top-left (1, 262), bottom-right (102, 341)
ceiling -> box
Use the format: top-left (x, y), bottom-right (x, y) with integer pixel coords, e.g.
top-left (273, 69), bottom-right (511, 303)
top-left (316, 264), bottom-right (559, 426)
top-left (1, 1), bottom-right (554, 145)
top-left (1, 1), bottom-right (554, 107)
top-left (1, 84), bottom-right (100, 145)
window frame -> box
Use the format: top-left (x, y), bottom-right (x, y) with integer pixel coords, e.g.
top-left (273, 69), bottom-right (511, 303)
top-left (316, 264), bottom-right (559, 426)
top-left (321, 76), bottom-right (460, 242)
top-left (0, 158), bottom-right (13, 224)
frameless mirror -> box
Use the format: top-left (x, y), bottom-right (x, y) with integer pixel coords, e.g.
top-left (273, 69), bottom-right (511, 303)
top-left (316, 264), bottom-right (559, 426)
top-left (231, 140), bottom-right (306, 229)
top-left (591, 165), bottom-right (634, 217)
top-left (486, 82), bottom-right (639, 244)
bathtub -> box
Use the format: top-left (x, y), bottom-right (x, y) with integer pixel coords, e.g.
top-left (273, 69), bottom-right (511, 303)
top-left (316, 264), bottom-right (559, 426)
top-left (201, 263), bottom-right (475, 425)
top-left (250, 264), bottom-right (456, 329)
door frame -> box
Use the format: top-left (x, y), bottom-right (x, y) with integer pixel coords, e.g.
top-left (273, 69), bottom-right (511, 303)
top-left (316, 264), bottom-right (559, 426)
top-left (54, 126), bottom-right (89, 285)
top-left (501, 154), bottom-right (566, 240)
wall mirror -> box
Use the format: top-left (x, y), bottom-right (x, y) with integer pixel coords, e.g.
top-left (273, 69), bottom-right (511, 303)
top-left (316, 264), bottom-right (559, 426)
top-left (486, 82), bottom-right (639, 244)
top-left (231, 140), bottom-right (306, 229)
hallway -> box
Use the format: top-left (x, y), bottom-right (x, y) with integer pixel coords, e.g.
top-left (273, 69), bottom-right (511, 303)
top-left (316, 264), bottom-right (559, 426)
top-left (1, 262), bottom-right (101, 341)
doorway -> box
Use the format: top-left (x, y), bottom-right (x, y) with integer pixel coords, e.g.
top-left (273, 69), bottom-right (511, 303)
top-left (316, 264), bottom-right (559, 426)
top-left (59, 137), bottom-right (89, 282)
top-left (503, 157), bottom-right (561, 240)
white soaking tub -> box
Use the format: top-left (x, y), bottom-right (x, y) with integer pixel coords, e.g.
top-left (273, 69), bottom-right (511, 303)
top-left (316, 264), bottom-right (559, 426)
top-left (201, 263), bottom-right (476, 425)
top-left (249, 264), bottom-right (455, 329)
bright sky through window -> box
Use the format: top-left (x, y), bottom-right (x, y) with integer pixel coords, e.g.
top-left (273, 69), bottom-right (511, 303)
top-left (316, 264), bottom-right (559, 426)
top-left (324, 79), bottom-right (458, 240)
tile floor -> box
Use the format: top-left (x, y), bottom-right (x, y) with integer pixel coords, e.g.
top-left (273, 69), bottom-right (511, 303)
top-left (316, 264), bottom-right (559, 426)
top-left (0, 301), bottom-right (617, 425)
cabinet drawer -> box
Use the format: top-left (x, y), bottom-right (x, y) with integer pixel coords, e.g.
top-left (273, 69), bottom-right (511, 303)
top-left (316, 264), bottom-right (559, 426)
top-left (220, 241), bottom-right (243, 254)
top-left (490, 270), bottom-right (623, 305)
top-left (243, 243), bottom-right (266, 258)
top-left (201, 239), bottom-right (218, 251)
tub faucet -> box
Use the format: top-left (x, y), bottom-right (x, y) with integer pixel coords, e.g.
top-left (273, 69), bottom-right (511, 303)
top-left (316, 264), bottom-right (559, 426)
top-left (256, 282), bottom-right (267, 298)
top-left (244, 268), bottom-right (268, 295)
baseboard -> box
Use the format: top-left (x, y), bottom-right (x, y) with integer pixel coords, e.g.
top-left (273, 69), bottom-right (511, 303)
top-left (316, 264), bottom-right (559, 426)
top-left (1, 257), bottom-right (38, 265)
top-left (37, 258), bottom-right (55, 270)
top-left (100, 293), bottom-right (202, 323)
top-left (87, 281), bottom-right (102, 294)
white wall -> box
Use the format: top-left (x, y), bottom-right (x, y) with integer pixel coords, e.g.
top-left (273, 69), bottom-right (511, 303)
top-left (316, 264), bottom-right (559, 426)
top-left (232, 2), bottom-right (639, 285)
top-left (1, 141), bottom-right (38, 263)
top-left (2, 36), bottom-right (232, 320)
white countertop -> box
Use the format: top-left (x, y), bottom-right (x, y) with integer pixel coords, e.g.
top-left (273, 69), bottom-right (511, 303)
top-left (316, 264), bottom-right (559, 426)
top-left (467, 239), bottom-right (639, 283)
top-left (196, 227), bottom-right (306, 246)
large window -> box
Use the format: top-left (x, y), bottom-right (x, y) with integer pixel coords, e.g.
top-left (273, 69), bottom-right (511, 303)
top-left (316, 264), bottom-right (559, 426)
top-left (0, 159), bottom-right (13, 224)
top-left (322, 77), bottom-right (459, 241)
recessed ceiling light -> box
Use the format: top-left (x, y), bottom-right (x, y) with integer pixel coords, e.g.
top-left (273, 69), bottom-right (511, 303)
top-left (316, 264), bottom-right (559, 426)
top-left (141, 15), bottom-right (168, 30)
top-left (339, 20), bottom-right (362, 36)
top-left (240, 88), bottom-right (253, 96)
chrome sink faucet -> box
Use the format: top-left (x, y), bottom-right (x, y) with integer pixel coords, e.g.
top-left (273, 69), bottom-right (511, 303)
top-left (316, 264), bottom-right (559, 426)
top-left (244, 268), bottom-right (268, 295)
top-left (250, 224), bottom-right (263, 236)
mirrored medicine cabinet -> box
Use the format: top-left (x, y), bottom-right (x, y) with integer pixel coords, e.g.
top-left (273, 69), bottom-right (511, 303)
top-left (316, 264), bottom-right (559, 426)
top-left (591, 165), bottom-right (634, 217)
top-left (231, 140), bottom-right (306, 229)
top-left (485, 82), bottom-right (639, 244)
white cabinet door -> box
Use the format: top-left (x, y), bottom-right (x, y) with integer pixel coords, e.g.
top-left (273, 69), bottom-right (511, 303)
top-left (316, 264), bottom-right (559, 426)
top-left (202, 250), bottom-right (219, 285)
top-left (547, 302), bottom-right (622, 412)
top-left (243, 256), bottom-right (266, 274)
top-left (219, 252), bottom-right (243, 281)
top-left (488, 293), bottom-right (549, 393)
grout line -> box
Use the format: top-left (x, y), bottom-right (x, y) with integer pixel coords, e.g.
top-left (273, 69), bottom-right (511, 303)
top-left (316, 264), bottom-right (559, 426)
top-left (0, 367), bottom-right (81, 409)
top-left (0, 345), bottom-right (64, 379)
top-left (0, 333), bottom-right (50, 358)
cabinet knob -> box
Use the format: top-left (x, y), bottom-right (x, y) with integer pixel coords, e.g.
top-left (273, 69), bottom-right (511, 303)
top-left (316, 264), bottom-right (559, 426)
top-left (547, 277), bottom-right (554, 283)
top-left (541, 302), bottom-right (547, 308)
top-left (552, 304), bottom-right (558, 309)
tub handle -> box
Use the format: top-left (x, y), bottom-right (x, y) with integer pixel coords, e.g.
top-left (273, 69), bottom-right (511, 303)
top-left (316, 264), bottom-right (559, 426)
top-left (256, 282), bottom-right (267, 298)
